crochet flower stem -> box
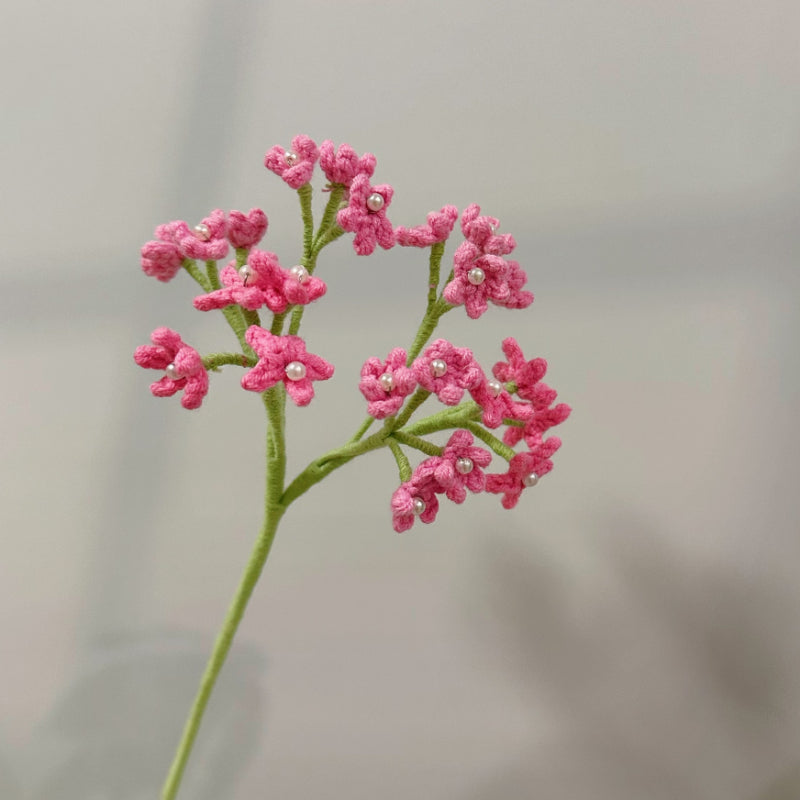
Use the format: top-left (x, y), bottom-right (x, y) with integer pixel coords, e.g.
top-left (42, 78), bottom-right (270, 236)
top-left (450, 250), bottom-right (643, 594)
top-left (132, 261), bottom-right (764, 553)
top-left (313, 184), bottom-right (346, 249)
top-left (387, 437), bottom-right (412, 482)
top-left (161, 387), bottom-right (287, 800)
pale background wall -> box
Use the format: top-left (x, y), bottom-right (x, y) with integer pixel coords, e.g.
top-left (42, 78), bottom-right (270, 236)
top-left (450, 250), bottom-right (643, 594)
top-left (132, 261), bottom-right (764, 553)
top-left (2, 2), bottom-right (800, 798)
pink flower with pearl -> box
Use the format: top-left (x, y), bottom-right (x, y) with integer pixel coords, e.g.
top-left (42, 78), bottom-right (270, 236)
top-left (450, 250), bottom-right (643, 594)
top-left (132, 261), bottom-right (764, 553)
top-left (319, 140), bottom-right (376, 186)
top-left (337, 173), bottom-right (396, 255)
top-left (412, 339), bottom-right (484, 405)
top-left (241, 327), bottom-right (334, 406)
top-left (485, 437), bottom-right (562, 509)
top-left (460, 203), bottom-right (516, 256)
top-left (432, 430), bottom-right (492, 503)
top-left (264, 135), bottom-right (319, 190)
top-left (226, 208), bottom-right (268, 249)
top-left (390, 465), bottom-right (442, 533)
top-left (359, 348), bottom-right (416, 419)
top-left (134, 327), bottom-right (209, 410)
top-left (157, 209), bottom-right (229, 262)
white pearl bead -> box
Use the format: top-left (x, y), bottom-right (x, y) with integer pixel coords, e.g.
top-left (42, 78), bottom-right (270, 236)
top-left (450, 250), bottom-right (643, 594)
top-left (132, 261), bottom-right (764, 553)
top-left (430, 359), bottom-right (447, 378)
top-left (467, 267), bottom-right (485, 285)
top-left (456, 457), bottom-right (474, 475)
top-left (284, 361), bottom-right (307, 381)
top-left (366, 192), bottom-right (385, 212)
top-left (289, 264), bottom-right (309, 283)
top-left (165, 363), bottom-right (181, 381)
top-left (412, 497), bottom-right (426, 515)
top-left (285, 151), bottom-right (299, 166)
top-left (488, 379), bottom-right (503, 397)
top-left (193, 223), bottom-right (211, 240)
top-left (523, 472), bottom-right (539, 488)
top-left (378, 372), bottom-right (394, 392)
top-left (489, 221), bottom-right (498, 233)
top-left (239, 264), bottom-right (254, 285)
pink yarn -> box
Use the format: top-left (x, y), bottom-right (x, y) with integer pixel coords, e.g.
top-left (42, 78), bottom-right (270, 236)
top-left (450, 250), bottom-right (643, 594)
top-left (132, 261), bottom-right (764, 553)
top-left (359, 348), bottom-right (416, 419)
top-left (227, 208), bottom-right (268, 249)
top-left (337, 173), bottom-right (396, 255)
top-left (485, 437), bottom-right (562, 509)
top-left (497, 260), bottom-right (534, 310)
top-left (241, 327), bottom-right (334, 406)
top-left (412, 339), bottom-right (484, 405)
top-left (470, 378), bottom-right (534, 429)
top-left (133, 327), bottom-right (209, 410)
top-left (319, 140), bottom-right (376, 185)
top-left (156, 209), bottom-right (229, 262)
top-left (443, 244), bottom-right (513, 319)
top-left (432, 430), bottom-right (492, 503)
top-left (460, 204), bottom-right (516, 255)
top-left (193, 250), bottom-right (326, 314)
top-left (493, 338), bottom-right (549, 402)
top-left (141, 239), bottom-right (183, 282)
top-left (390, 466), bottom-right (442, 532)
top-left (264, 135), bottom-right (319, 189)
top-left (395, 205), bottom-right (459, 247)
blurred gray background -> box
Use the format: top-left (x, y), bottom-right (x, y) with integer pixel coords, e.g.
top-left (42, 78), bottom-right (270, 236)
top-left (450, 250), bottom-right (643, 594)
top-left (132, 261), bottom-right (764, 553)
top-left (2, 1), bottom-right (800, 798)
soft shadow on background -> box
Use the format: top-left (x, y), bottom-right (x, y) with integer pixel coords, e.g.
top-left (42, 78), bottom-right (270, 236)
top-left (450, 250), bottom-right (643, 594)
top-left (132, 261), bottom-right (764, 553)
top-left (2, 1), bottom-right (799, 798)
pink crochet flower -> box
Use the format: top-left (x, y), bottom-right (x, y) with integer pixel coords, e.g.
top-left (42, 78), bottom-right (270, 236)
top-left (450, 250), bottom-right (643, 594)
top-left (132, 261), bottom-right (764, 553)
top-left (390, 468), bottom-right (442, 533)
top-left (395, 205), bottom-right (459, 247)
top-left (412, 339), bottom-right (484, 405)
top-left (264, 135), bottom-right (318, 189)
top-left (443, 244), bottom-right (517, 319)
top-left (431, 430), bottom-right (492, 503)
top-left (156, 209), bottom-right (229, 262)
top-left (493, 339), bottom-right (551, 402)
top-left (359, 348), bottom-right (416, 419)
top-left (227, 208), bottom-right (268, 249)
top-left (133, 327), bottom-right (209, 410)
top-left (496, 260), bottom-right (534, 310)
top-left (337, 173), bottom-right (395, 255)
top-left (140, 239), bottom-right (183, 282)
top-left (241, 327), bottom-right (334, 406)
top-left (470, 378), bottom-right (534, 429)
top-left (319, 140), bottom-right (376, 186)
top-left (485, 437), bottom-right (562, 509)
top-left (460, 204), bottom-right (516, 256)
top-left (503, 404), bottom-right (572, 448)
top-left (193, 250), bottom-right (326, 314)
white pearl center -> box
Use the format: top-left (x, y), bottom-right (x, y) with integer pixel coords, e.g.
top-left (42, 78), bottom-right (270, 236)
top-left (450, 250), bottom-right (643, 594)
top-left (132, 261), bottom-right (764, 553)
top-left (366, 192), bottom-right (385, 212)
top-left (430, 359), bottom-right (447, 378)
top-left (289, 264), bottom-right (309, 283)
top-left (523, 472), bottom-right (539, 488)
top-left (194, 223), bottom-right (210, 240)
top-left (285, 151), bottom-right (299, 166)
top-left (239, 264), bottom-right (254, 285)
top-left (467, 267), bottom-right (485, 285)
top-left (487, 379), bottom-right (503, 397)
top-left (412, 497), bottom-right (426, 515)
top-left (378, 373), bottom-right (394, 392)
top-left (285, 361), bottom-right (307, 381)
top-left (165, 363), bottom-right (181, 381)
top-left (456, 457), bottom-right (474, 475)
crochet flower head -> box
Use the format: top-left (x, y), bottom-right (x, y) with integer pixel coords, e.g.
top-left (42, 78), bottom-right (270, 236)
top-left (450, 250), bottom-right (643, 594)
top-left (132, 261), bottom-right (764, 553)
top-left (319, 139), bottom-right (376, 186)
top-left (226, 208), bottom-right (268, 249)
top-left (432, 430), bottom-right (492, 503)
top-left (141, 238), bottom-right (183, 282)
top-left (264, 135), bottom-right (319, 189)
top-left (134, 327), bottom-right (209, 410)
top-left (460, 203), bottom-right (516, 255)
top-left (390, 465), bottom-right (442, 533)
top-left (412, 339), bottom-right (484, 405)
top-left (337, 173), bottom-right (395, 255)
top-left (395, 205), bottom-right (459, 248)
top-left (359, 348), bottom-right (417, 419)
top-left (156, 209), bottom-right (229, 262)
top-left (241, 327), bottom-right (334, 406)
top-left (485, 437), bottom-right (562, 509)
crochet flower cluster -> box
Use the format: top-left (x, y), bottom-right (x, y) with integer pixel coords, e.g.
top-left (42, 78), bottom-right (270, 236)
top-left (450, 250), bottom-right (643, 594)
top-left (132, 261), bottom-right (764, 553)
top-left (135, 134), bottom-right (569, 532)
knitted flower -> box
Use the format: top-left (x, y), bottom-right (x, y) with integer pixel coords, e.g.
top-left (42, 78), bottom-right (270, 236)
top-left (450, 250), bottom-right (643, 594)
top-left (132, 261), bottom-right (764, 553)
top-left (264, 135), bottom-right (318, 189)
top-left (503, 404), bottom-right (572, 448)
top-left (134, 327), bottom-right (209, 410)
top-left (395, 205), bottom-right (459, 247)
top-left (493, 339), bottom-right (550, 402)
top-left (319, 140), bottom-right (376, 186)
top-left (193, 250), bottom-right (326, 314)
top-left (227, 208), bottom-right (268, 249)
top-left (495, 260), bottom-right (534, 310)
top-left (390, 466), bottom-right (442, 533)
top-left (470, 377), bottom-right (534, 429)
top-left (241, 327), bottom-right (334, 406)
top-left (460, 203), bottom-right (516, 256)
top-left (140, 239), bottom-right (183, 282)
top-left (412, 339), bottom-right (484, 405)
top-left (431, 430), bottom-right (492, 503)
top-left (337, 173), bottom-right (395, 255)
top-left (485, 437), bottom-right (562, 509)
top-left (156, 209), bottom-right (229, 262)
top-left (443, 245), bottom-right (517, 319)
top-left (359, 348), bottom-right (416, 419)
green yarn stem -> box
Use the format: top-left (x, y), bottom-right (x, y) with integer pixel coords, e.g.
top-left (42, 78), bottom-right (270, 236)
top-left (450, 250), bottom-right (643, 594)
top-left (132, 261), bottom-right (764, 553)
top-left (161, 387), bottom-right (287, 800)
top-left (387, 438), bottom-right (412, 482)
top-left (298, 184), bottom-right (314, 261)
top-left (312, 184), bottom-right (345, 251)
top-left (205, 260), bottom-right (221, 290)
top-left (462, 420), bottom-right (516, 462)
top-left (427, 242), bottom-right (445, 306)
top-left (234, 247), bottom-right (249, 268)
top-left (348, 415), bottom-right (375, 444)
top-left (391, 431), bottom-right (443, 458)
top-left (183, 260), bottom-right (210, 291)
top-left (202, 352), bottom-right (255, 371)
